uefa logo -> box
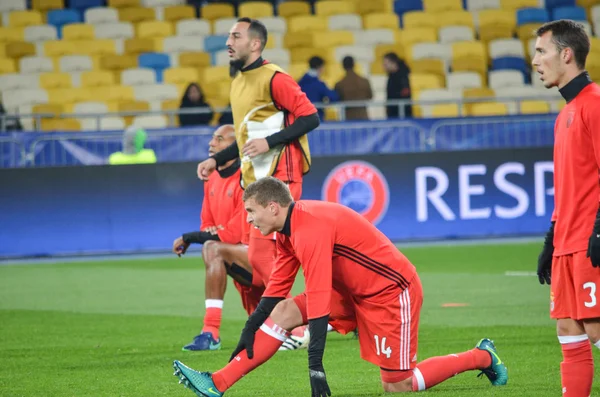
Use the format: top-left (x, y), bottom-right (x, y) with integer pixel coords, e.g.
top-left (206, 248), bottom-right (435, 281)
top-left (321, 161), bottom-right (390, 225)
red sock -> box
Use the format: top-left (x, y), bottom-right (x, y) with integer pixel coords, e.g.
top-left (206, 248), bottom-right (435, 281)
top-left (412, 349), bottom-right (491, 391)
top-left (212, 319), bottom-right (288, 392)
top-left (560, 338), bottom-right (593, 397)
top-left (202, 305), bottom-right (222, 339)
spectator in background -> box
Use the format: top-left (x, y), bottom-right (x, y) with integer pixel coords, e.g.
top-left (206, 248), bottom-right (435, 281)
top-left (108, 126), bottom-right (157, 165)
top-left (334, 56), bottom-right (373, 120)
top-left (179, 83), bottom-right (214, 127)
top-left (298, 56), bottom-right (339, 121)
top-left (383, 52), bottom-right (412, 119)
top-left (0, 102), bottom-right (22, 131)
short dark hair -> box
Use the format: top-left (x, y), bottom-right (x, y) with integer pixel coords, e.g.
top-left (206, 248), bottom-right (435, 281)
top-left (383, 52), bottom-right (400, 65)
top-left (309, 56), bottom-right (325, 69)
top-left (237, 17), bottom-right (268, 51)
top-left (342, 56), bottom-right (354, 70)
top-left (536, 19), bottom-right (590, 69)
top-left (242, 177), bottom-right (293, 207)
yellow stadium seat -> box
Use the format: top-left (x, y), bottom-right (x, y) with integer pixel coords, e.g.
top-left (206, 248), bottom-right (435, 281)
top-left (31, 0), bottom-right (63, 11)
top-left (399, 28), bottom-right (438, 49)
top-left (124, 38), bottom-right (159, 54)
top-left (76, 39), bottom-right (116, 57)
top-left (357, 0), bottom-right (393, 15)
top-left (363, 13), bottom-right (399, 30)
top-left (33, 103), bottom-right (64, 117)
top-left (287, 63), bottom-right (307, 81)
top-left (520, 100), bottom-right (550, 114)
top-left (478, 10), bottom-right (516, 43)
top-left (0, 44), bottom-right (7, 58)
top-left (119, 7), bottom-right (155, 23)
top-left (109, 0), bottom-right (140, 8)
top-left (284, 32), bottom-right (315, 49)
top-left (100, 54), bottom-right (138, 71)
top-left (9, 10), bottom-right (43, 28)
top-left (81, 70), bottom-right (115, 87)
top-left (48, 88), bottom-right (90, 105)
top-left (44, 40), bottom-right (77, 57)
top-left (290, 47), bottom-right (334, 65)
top-left (423, 0), bottom-right (463, 12)
top-left (119, 100), bottom-right (150, 126)
top-left (517, 23), bottom-right (542, 42)
top-left (42, 118), bottom-right (81, 131)
top-left (201, 4), bottom-right (235, 21)
top-left (161, 99), bottom-right (179, 111)
top-left (500, 0), bottom-right (538, 11)
top-left (409, 73), bottom-right (444, 97)
top-left (438, 11), bottom-right (474, 29)
top-left (409, 59), bottom-right (446, 80)
top-left (312, 31), bottom-right (354, 48)
top-left (62, 24), bottom-right (95, 40)
top-left (203, 66), bottom-right (231, 83)
top-left (0, 58), bottom-right (16, 74)
top-left (137, 21), bottom-right (173, 39)
top-left (452, 41), bottom-right (488, 82)
top-left (403, 11), bottom-right (438, 30)
top-left (469, 102), bottom-right (508, 116)
top-left (375, 44), bottom-right (405, 61)
top-left (6, 41), bottom-right (35, 59)
top-left (590, 38), bottom-right (600, 55)
top-left (587, 54), bottom-right (600, 81)
top-left (40, 72), bottom-right (72, 89)
top-left (179, 52), bottom-right (211, 68)
top-left (431, 104), bottom-right (460, 118)
top-left (94, 85), bottom-right (134, 102)
top-left (315, 1), bottom-right (356, 16)
top-left (452, 41), bottom-right (487, 61)
top-left (238, 2), bottom-right (274, 18)
top-left (0, 27), bottom-right (25, 43)
top-left (288, 15), bottom-right (328, 33)
top-left (164, 5), bottom-right (196, 22)
top-left (164, 67), bottom-right (199, 85)
top-left (463, 87), bottom-right (495, 99)
top-left (278, 1), bottom-right (311, 18)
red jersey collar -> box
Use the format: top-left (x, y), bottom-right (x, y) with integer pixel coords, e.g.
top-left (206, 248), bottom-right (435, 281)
top-left (280, 202), bottom-right (296, 237)
top-left (559, 72), bottom-right (592, 103)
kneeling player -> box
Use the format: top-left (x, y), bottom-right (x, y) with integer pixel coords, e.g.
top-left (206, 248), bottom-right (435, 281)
top-left (172, 177), bottom-right (508, 396)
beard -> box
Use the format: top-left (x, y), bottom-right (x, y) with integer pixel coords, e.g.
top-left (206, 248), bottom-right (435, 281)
top-left (229, 56), bottom-right (247, 76)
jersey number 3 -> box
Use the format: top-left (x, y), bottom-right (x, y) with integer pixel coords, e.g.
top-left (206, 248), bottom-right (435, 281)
top-left (374, 335), bottom-right (392, 358)
top-left (583, 282), bottom-right (597, 308)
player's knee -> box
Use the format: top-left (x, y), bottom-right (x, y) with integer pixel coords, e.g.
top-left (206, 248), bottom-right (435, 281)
top-left (202, 240), bottom-right (221, 267)
top-left (582, 320), bottom-right (600, 343)
top-left (556, 318), bottom-right (585, 336)
top-left (270, 299), bottom-right (303, 331)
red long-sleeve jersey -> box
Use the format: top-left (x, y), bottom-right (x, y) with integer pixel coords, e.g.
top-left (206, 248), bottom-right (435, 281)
top-left (263, 200), bottom-right (417, 320)
top-left (551, 74), bottom-right (600, 255)
top-left (200, 161), bottom-right (244, 245)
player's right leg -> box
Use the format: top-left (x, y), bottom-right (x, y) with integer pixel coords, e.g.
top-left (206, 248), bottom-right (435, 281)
top-left (182, 242), bottom-right (252, 352)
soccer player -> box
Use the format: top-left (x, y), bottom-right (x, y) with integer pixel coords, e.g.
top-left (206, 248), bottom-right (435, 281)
top-left (172, 177), bottom-right (508, 396)
top-left (532, 20), bottom-right (600, 397)
top-left (195, 17), bottom-right (319, 295)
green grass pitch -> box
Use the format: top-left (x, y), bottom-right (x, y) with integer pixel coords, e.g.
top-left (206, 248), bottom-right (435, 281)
top-left (1, 242), bottom-right (599, 396)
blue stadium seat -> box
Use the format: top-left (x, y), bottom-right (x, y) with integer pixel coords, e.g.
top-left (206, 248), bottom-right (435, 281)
top-left (68, 0), bottom-right (105, 12)
top-left (552, 6), bottom-right (587, 21)
top-left (394, 0), bottom-right (423, 26)
top-left (204, 35), bottom-right (228, 53)
top-left (48, 9), bottom-right (81, 38)
top-left (138, 53), bottom-right (170, 82)
top-left (492, 57), bottom-right (530, 82)
top-left (516, 8), bottom-right (549, 26)
top-left (545, 0), bottom-right (576, 10)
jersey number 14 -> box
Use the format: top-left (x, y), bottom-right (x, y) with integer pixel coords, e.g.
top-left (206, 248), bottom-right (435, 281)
top-left (374, 335), bottom-right (392, 358)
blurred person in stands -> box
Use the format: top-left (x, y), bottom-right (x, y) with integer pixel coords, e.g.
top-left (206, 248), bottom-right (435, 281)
top-left (0, 102), bottom-right (22, 131)
top-left (108, 126), bottom-right (156, 165)
top-left (334, 56), bottom-right (373, 120)
top-left (179, 83), bottom-right (214, 127)
top-left (298, 56), bottom-right (339, 120)
top-left (383, 52), bottom-right (412, 119)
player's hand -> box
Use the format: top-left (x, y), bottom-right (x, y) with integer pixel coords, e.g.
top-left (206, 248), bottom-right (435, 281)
top-left (197, 158), bottom-right (217, 181)
top-left (242, 138), bottom-right (269, 158)
top-left (229, 326), bottom-right (256, 361)
top-left (173, 236), bottom-right (190, 257)
top-left (587, 231), bottom-right (600, 267)
top-left (203, 225), bottom-right (222, 235)
top-left (309, 369), bottom-right (331, 397)
top-left (537, 223), bottom-right (554, 285)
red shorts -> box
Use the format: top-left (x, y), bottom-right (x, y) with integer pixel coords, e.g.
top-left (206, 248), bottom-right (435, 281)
top-left (294, 274), bottom-right (423, 370)
top-left (551, 251), bottom-right (600, 320)
top-left (233, 280), bottom-right (265, 316)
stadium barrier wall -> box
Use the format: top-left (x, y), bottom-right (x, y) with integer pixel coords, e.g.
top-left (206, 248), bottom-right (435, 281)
top-left (0, 147), bottom-right (554, 259)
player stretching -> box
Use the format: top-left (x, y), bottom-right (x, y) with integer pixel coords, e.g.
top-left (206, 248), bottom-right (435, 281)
top-left (533, 20), bottom-right (600, 397)
top-left (174, 125), bottom-right (307, 352)
top-left (172, 177), bottom-right (508, 396)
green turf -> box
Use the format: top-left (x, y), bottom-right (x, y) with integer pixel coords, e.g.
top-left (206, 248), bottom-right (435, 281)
top-left (0, 242), bottom-right (598, 396)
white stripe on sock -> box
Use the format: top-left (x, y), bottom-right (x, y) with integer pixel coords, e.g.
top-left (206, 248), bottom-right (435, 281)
top-left (205, 299), bottom-right (224, 309)
top-left (413, 368), bottom-right (426, 391)
top-left (557, 334), bottom-right (588, 344)
top-left (260, 323), bottom-right (288, 342)
top-left (594, 340), bottom-right (600, 350)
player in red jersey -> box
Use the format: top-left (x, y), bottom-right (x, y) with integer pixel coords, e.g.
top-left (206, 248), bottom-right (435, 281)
top-left (172, 177), bottom-right (508, 396)
top-left (533, 20), bottom-right (600, 397)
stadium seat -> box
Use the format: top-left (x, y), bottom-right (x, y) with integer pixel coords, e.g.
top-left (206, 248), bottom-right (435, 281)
top-left (176, 19), bottom-right (210, 36)
top-left (409, 73), bottom-right (444, 97)
top-left (94, 22), bottom-right (134, 39)
top-left (411, 42), bottom-right (452, 63)
top-left (201, 3), bottom-right (234, 21)
top-left (100, 54), bottom-right (137, 72)
top-left (132, 114), bottom-right (168, 129)
top-left (489, 70), bottom-right (525, 89)
top-left (260, 17), bottom-right (287, 34)
top-left (2, 88), bottom-right (48, 109)
top-left (118, 7), bottom-right (155, 23)
top-left (73, 101), bottom-right (109, 114)
top-left (85, 7), bottom-right (119, 24)
top-left (439, 26), bottom-right (475, 44)
top-left (134, 83), bottom-right (178, 102)
top-left (403, 11), bottom-right (438, 30)
top-left (62, 24), bottom-right (95, 40)
top-left (463, 87), bottom-right (495, 113)
top-left (121, 67), bottom-right (156, 85)
top-left (357, 0), bottom-right (393, 15)
top-left (353, 29), bottom-right (395, 46)
top-left (516, 8), bottom-right (549, 25)
top-left (410, 58), bottom-right (446, 80)
top-left (489, 38), bottom-right (525, 59)
top-left (125, 38), bottom-right (160, 54)
top-left (520, 100), bottom-right (550, 114)
top-left (438, 11), bottom-right (474, 28)
top-left (9, 10), bottom-right (43, 28)
top-left (288, 16), bottom-right (328, 33)
top-left (469, 102), bottom-right (508, 116)
top-left (47, 87), bottom-right (90, 105)
top-left (59, 55), bottom-right (93, 72)
top-left (163, 36), bottom-right (204, 53)
top-left (416, 88), bottom-right (461, 118)
top-left (328, 14), bottom-right (362, 31)
top-left (592, 5), bottom-right (600, 23)
top-left (203, 35), bottom-right (227, 53)
top-left (24, 25), bottom-right (58, 43)
top-left (163, 67), bottom-right (198, 85)
top-left (315, 1), bottom-right (356, 17)
top-left (423, 0), bottom-right (462, 12)
top-left (80, 116), bottom-right (125, 131)
top-left (44, 40), bottom-right (77, 57)
top-left (517, 23), bottom-right (542, 43)
top-left (284, 31), bottom-right (314, 49)
top-left (374, 43), bottom-right (405, 62)
top-left (47, 10), bottom-right (82, 31)
top-left (81, 70), bottom-right (115, 87)
top-left (44, 118), bottom-right (81, 131)
top-left (451, 41), bottom-right (487, 81)
top-left (492, 57), bottom-right (528, 80)
top-left (399, 27), bottom-right (437, 49)
top-left (552, 6), bottom-right (587, 21)
top-left (108, 0), bottom-right (140, 8)
top-left (263, 48), bottom-right (291, 65)
top-left (40, 71), bottom-right (72, 89)
top-left (447, 71), bottom-right (483, 90)
top-left (137, 21), bottom-right (173, 38)
top-left (478, 10), bottom-right (516, 43)
top-left (202, 65), bottom-right (230, 83)
top-left (142, 0), bottom-right (184, 6)
top-left (0, 0), bottom-right (27, 13)
top-left (81, 40), bottom-right (116, 57)
top-left (278, 1), bottom-right (311, 18)
top-left (179, 51), bottom-right (211, 68)
top-left (138, 52), bottom-right (169, 77)
top-left (213, 17), bottom-right (239, 35)
top-left (546, 0), bottom-right (577, 9)
top-left (430, 104), bottom-right (461, 117)
top-left (238, 2), bottom-right (274, 18)
top-left (393, 0), bottom-right (423, 19)
top-left (32, 103), bottom-right (63, 118)
top-left (363, 13), bottom-right (399, 30)
top-left (118, 99), bottom-right (150, 124)
top-left (0, 73), bottom-right (38, 91)
top-left (333, 45), bottom-right (373, 63)
top-left (163, 5), bottom-right (195, 22)
top-left (500, 0), bottom-right (538, 11)
top-left (20, 55), bottom-right (54, 73)
top-left (70, 0), bottom-right (105, 13)
top-left (93, 84), bottom-right (134, 102)
top-left (6, 42), bottom-right (35, 59)
top-left (31, 0), bottom-right (63, 12)
top-left (0, 28), bottom-right (25, 44)
top-left (313, 31), bottom-right (354, 48)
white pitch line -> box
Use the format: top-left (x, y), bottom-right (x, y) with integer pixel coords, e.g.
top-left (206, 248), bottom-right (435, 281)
top-left (505, 271), bottom-right (537, 276)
